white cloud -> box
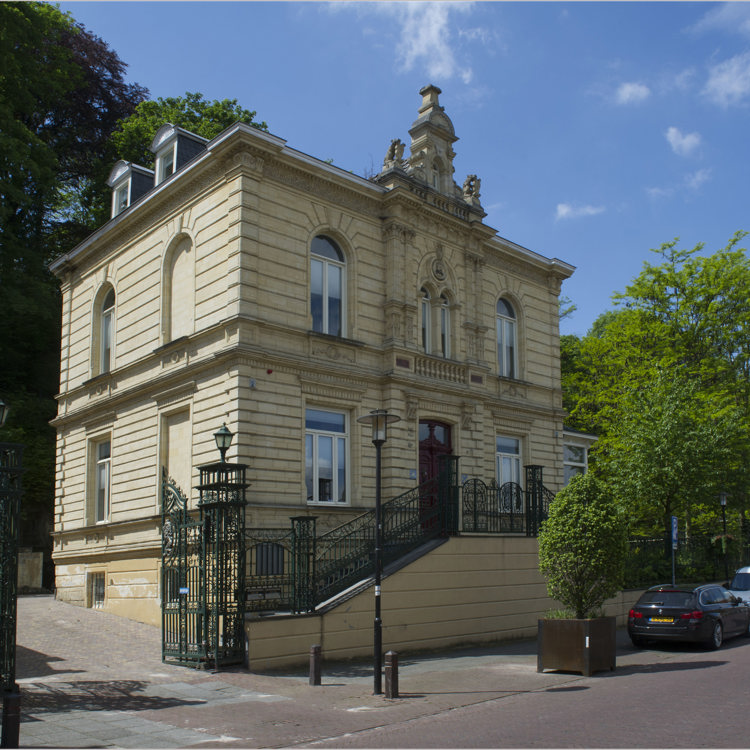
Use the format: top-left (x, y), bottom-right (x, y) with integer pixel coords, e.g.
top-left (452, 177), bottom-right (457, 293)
top-left (704, 50), bottom-right (750, 107)
top-left (389, 2), bottom-right (475, 82)
top-left (692, 3), bottom-right (750, 38)
top-left (646, 186), bottom-right (674, 200)
top-left (615, 82), bottom-right (651, 105)
top-left (555, 203), bottom-right (605, 221)
top-left (336, 1), bottom-right (480, 83)
top-left (666, 126), bottom-right (701, 156)
top-left (684, 168), bottom-right (712, 190)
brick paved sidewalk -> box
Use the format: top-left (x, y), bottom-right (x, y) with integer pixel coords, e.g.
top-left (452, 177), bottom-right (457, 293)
top-left (7, 595), bottom-right (659, 748)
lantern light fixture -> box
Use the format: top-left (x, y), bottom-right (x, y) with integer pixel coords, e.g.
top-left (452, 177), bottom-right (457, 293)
top-left (214, 423), bottom-right (234, 463)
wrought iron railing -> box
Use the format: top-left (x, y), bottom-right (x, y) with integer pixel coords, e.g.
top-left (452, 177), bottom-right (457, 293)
top-left (245, 528), bottom-right (295, 612)
top-left (462, 479), bottom-right (525, 533)
top-left (316, 458), bottom-right (457, 605)
top-left (245, 458), bottom-right (552, 614)
top-left (462, 475), bottom-right (554, 536)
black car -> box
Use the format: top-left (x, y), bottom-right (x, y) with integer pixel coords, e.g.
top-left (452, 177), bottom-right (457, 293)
top-left (628, 583), bottom-right (750, 649)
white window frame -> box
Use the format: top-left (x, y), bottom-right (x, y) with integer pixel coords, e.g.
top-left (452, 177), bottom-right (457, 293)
top-left (100, 288), bottom-right (115, 374)
top-left (310, 237), bottom-right (346, 337)
top-left (305, 408), bottom-right (349, 505)
top-left (496, 435), bottom-right (522, 487)
top-left (111, 181), bottom-right (130, 217)
top-left (421, 288), bottom-right (432, 354)
top-left (563, 441), bottom-right (588, 486)
top-left (155, 143), bottom-right (177, 185)
top-left (92, 437), bottom-right (111, 524)
top-left (439, 294), bottom-right (450, 358)
top-left (496, 298), bottom-right (517, 378)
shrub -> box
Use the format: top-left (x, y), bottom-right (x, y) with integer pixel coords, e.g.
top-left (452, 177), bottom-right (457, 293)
top-left (538, 473), bottom-right (626, 619)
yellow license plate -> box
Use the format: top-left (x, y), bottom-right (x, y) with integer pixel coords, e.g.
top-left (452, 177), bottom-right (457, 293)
top-left (650, 617), bottom-right (673, 623)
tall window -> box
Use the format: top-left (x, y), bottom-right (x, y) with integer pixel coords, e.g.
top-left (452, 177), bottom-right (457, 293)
top-left (100, 288), bottom-right (115, 374)
top-left (311, 235), bottom-right (344, 336)
top-left (305, 408), bottom-right (348, 504)
top-left (440, 294), bottom-right (450, 358)
top-left (94, 438), bottom-right (111, 523)
top-left (496, 436), bottom-right (521, 486)
top-left (421, 287), bottom-right (431, 354)
top-left (496, 298), bottom-right (517, 378)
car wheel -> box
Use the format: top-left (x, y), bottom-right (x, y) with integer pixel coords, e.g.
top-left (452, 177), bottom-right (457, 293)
top-left (708, 621), bottom-right (723, 650)
top-left (630, 636), bottom-right (646, 648)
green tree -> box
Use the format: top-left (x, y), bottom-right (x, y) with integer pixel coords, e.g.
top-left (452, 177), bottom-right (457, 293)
top-left (562, 232), bottom-right (750, 537)
top-left (598, 370), bottom-right (745, 538)
top-left (0, 2), bottom-right (145, 561)
top-left (110, 92), bottom-right (267, 168)
top-left (538, 473), bottom-right (626, 619)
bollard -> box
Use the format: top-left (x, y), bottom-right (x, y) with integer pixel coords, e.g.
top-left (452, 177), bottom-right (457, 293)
top-left (309, 644), bottom-right (322, 686)
top-left (384, 651), bottom-right (399, 699)
top-left (1, 686), bottom-right (21, 749)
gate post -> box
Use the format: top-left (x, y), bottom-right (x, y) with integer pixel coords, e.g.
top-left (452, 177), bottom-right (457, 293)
top-left (0, 442), bottom-right (23, 749)
top-left (525, 465), bottom-right (544, 537)
top-left (291, 516), bottom-right (317, 613)
top-left (197, 459), bottom-right (248, 671)
top-left (437, 455), bottom-right (460, 535)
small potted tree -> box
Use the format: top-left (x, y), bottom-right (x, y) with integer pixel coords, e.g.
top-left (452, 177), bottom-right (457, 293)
top-left (537, 472), bottom-right (626, 676)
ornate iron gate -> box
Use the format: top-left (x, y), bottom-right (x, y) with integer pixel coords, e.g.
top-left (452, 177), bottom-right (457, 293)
top-left (161, 474), bottom-right (206, 667)
top-left (197, 460), bottom-right (247, 670)
top-left (161, 461), bottom-right (248, 670)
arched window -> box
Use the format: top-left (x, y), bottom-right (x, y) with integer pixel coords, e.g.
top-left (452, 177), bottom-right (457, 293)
top-left (440, 294), bottom-right (450, 358)
top-left (164, 237), bottom-right (194, 341)
top-left (93, 286), bottom-right (116, 375)
top-left (311, 235), bottom-right (345, 336)
top-left (421, 287), bottom-right (432, 354)
top-left (496, 298), bottom-right (517, 378)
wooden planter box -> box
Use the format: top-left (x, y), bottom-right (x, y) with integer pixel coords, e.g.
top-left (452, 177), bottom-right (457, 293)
top-left (537, 616), bottom-right (616, 676)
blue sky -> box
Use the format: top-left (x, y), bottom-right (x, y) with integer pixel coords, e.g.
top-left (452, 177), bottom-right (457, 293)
top-left (58, 1), bottom-right (750, 336)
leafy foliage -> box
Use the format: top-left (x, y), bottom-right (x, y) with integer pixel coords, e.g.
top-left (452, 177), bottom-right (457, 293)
top-left (538, 474), bottom-right (626, 618)
top-left (562, 232), bottom-right (750, 539)
top-left (0, 2), bottom-right (145, 559)
top-left (110, 91), bottom-right (267, 168)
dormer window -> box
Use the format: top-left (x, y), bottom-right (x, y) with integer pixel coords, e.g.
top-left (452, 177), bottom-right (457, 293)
top-left (113, 183), bottom-right (129, 216)
top-left (156, 143), bottom-right (176, 184)
top-left (150, 124), bottom-right (208, 187)
top-left (106, 161), bottom-right (154, 218)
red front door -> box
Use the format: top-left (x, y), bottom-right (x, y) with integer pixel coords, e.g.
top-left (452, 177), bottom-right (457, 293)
top-left (418, 421), bottom-right (452, 530)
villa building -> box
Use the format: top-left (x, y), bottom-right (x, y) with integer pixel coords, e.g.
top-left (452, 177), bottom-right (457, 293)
top-left (50, 86), bottom-right (575, 627)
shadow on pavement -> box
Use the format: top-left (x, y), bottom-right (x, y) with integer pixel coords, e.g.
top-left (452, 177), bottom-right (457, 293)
top-left (610, 659), bottom-right (728, 676)
top-left (16, 645), bottom-right (87, 679)
top-left (20, 680), bottom-right (204, 716)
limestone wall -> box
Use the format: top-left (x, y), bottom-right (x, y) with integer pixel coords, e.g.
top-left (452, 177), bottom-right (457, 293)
top-left (245, 535), bottom-right (642, 670)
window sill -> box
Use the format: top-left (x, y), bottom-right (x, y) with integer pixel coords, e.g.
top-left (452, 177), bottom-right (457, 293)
top-left (307, 331), bottom-right (364, 348)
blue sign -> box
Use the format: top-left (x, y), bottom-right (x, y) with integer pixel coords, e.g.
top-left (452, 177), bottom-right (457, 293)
top-left (179, 587), bottom-right (189, 595)
top-left (671, 516), bottom-right (678, 549)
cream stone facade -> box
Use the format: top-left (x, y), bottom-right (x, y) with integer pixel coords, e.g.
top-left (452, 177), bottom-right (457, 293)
top-left (51, 86), bottom-right (574, 627)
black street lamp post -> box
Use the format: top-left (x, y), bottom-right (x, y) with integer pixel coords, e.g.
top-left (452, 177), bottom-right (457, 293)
top-left (357, 409), bottom-right (400, 695)
top-left (719, 492), bottom-right (729, 582)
